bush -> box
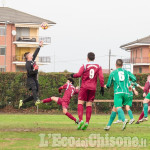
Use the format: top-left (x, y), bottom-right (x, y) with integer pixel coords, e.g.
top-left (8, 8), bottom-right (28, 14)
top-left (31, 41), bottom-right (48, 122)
top-left (0, 72), bottom-right (148, 112)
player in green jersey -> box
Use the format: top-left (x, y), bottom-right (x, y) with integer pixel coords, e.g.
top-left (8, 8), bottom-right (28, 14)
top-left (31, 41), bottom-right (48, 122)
top-left (104, 59), bottom-right (136, 131)
top-left (114, 81), bottom-right (143, 124)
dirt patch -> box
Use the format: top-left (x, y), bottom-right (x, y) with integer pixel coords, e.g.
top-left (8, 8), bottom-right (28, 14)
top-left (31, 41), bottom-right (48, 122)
top-left (0, 105), bottom-right (64, 114)
top-left (0, 127), bottom-right (55, 132)
top-left (0, 127), bottom-right (82, 132)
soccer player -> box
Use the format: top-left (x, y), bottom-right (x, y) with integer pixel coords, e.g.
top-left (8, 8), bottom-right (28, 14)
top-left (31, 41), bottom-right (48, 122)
top-left (104, 59), bottom-right (136, 131)
top-left (36, 78), bottom-right (79, 124)
top-left (19, 41), bottom-right (43, 108)
top-left (136, 75), bottom-right (150, 123)
top-left (124, 83), bottom-right (138, 124)
top-left (114, 82), bottom-right (143, 124)
top-left (71, 52), bottom-right (104, 130)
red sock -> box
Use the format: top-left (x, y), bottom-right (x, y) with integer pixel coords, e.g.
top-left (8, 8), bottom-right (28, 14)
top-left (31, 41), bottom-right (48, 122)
top-left (86, 106), bottom-right (92, 124)
top-left (65, 112), bottom-right (76, 122)
top-left (78, 104), bottom-right (83, 122)
top-left (138, 111), bottom-right (144, 121)
top-left (42, 98), bottom-right (52, 103)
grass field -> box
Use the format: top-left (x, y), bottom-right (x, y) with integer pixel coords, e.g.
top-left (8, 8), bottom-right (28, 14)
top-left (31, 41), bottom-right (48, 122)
top-left (0, 114), bottom-right (149, 150)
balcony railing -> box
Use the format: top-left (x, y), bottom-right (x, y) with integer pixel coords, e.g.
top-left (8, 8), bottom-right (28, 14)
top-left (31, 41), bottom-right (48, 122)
top-left (13, 55), bottom-right (51, 63)
top-left (123, 57), bottom-right (150, 64)
top-left (16, 36), bottom-right (51, 44)
top-left (38, 57), bottom-right (51, 63)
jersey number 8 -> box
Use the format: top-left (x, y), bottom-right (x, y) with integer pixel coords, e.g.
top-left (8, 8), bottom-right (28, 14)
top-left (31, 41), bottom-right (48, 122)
top-left (118, 71), bottom-right (125, 81)
top-left (89, 69), bottom-right (95, 79)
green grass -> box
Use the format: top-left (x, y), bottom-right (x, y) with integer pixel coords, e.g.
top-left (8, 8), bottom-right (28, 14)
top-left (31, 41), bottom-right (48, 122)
top-left (0, 114), bottom-right (149, 150)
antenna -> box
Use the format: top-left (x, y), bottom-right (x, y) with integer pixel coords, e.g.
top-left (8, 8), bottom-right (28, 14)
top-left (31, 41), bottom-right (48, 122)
top-left (1, 0), bottom-right (6, 7)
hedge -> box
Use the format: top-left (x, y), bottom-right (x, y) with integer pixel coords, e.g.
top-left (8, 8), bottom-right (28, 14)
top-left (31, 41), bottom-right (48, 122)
top-left (0, 72), bottom-right (148, 112)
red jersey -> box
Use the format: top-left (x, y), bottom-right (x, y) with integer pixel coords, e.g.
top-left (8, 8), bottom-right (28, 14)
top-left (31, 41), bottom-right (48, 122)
top-left (58, 83), bottom-right (78, 103)
top-left (144, 81), bottom-right (150, 94)
top-left (73, 62), bottom-right (104, 90)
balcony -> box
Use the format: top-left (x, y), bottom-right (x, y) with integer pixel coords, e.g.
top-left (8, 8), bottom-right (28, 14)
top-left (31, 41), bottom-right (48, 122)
top-left (12, 55), bottom-right (51, 65)
top-left (123, 57), bottom-right (150, 65)
top-left (13, 36), bottom-right (51, 47)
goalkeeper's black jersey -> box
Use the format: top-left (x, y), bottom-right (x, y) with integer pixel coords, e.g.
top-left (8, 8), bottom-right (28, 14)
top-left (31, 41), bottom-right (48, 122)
top-left (25, 47), bottom-right (41, 80)
top-left (26, 61), bottom-right (38, 79)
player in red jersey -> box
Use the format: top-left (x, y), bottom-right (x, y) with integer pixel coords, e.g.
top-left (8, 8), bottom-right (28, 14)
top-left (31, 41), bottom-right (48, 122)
top-left (71, 52), bottom-right (104, 130)
top-left (136, 75), bottom-right (150, 124)
top-left (36, 78), bottom-right (79, 124)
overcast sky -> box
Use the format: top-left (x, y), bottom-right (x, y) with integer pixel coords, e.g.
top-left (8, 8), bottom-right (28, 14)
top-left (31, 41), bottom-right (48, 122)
top-left (2, 0), bottom-right (150, 72)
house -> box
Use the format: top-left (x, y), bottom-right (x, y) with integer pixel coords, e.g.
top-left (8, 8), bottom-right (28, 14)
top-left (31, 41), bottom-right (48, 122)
top-left (0, 7), bottom-right (56, 72)
top-left (120, 35), bottom-right (150, 74)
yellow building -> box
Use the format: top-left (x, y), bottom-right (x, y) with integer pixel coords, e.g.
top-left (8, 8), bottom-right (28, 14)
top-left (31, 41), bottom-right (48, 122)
top-left (0, 7), bottom-right (56, 72)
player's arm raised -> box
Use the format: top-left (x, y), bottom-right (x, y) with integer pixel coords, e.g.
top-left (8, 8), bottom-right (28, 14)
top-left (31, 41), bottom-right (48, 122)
top-left (71, 65), bottom-right (84, 78)
top-left (32, 41), bottom-right (43, 61)
top-left (98, 66), bottom-right (104, 96)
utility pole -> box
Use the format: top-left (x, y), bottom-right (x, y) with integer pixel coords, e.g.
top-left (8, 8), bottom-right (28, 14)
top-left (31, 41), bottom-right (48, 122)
top-left (107, 49), bottom-right (116, 74)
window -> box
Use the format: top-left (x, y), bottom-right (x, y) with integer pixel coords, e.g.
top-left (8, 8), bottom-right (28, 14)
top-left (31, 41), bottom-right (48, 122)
top-left (0, 48), bottom-right (5, 55)
top-left (139, 67), bottom-right (142, 73)
top-left (0, 26), bottom-right (6, 35)
top-left (0, 68), bottom-right (4, 72)
top-left (16, 27), bottom-right (29, 37)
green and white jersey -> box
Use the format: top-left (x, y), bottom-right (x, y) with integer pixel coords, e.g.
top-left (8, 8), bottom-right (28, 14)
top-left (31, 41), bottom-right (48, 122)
top-left (106, 68), bottom-right (136, 94)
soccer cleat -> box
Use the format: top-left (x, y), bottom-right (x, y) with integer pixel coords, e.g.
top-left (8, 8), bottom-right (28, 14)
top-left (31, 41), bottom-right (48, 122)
top-left (77, 120), bottom-right (84, 130)
top-left (75, 118), bottom-right (79, 124)
top-left (82, 123), bottom-right (88, 130)
top-left (129, 119), bottom-right (135, 125)
top-left (19, 100), bottom-right (23, 109)
top-left (104, 126), bottom-right (110, 131)
top-left (135, 121), bottom-right (140, 124)
top-left (122, 119), bottom-right (128, 130)
top-left (113, 120), bottom-right (122, 124)
top-left (140, 117), bottom-right (148, 122)
top-left (35, 100), bottom-right (41, 106)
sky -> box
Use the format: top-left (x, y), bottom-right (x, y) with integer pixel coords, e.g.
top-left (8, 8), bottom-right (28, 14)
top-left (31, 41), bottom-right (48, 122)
top-left (1, 0), bottom-right (150, 72)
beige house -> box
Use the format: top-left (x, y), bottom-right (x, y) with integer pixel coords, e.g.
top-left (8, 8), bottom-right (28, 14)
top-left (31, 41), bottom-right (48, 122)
top-left (120, 35), bottom-right (150, 74)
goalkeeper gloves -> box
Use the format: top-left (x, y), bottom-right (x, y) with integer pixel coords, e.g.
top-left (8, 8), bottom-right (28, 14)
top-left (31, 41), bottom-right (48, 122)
top-left (100, 87), bottom-right (104, 96)
top-left (33, 64), bottom-right (39, 70)
top-left (71, 73), bottom-right (74, 78)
